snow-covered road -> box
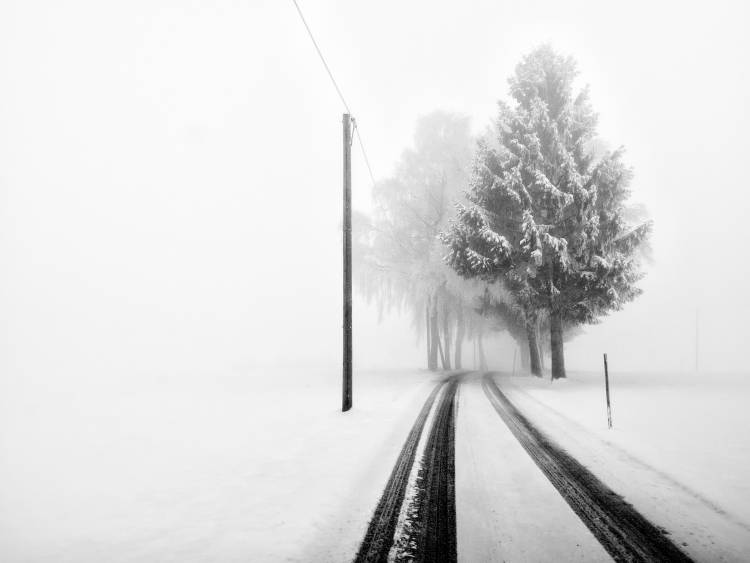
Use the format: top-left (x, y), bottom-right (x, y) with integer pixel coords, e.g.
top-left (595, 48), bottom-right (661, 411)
top-left (456, 374), bottom-right (609, 562)
top-left (357, 372), bottom-right (694, 562)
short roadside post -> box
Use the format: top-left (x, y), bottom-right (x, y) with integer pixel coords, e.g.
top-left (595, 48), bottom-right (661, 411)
top-left (603, 353), bottom-right (612, 429)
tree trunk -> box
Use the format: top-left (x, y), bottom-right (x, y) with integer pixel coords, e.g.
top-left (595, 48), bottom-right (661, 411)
top-left (429, 294), bottom-right (439, 371)
top-left (527, 320), bottom-right (542, 377)
top-left (477, 334), bottom-right (488, 371)
top-left (442, 305), bottom-right (451, 370)
top-left (519, 337), bottom-right (530, 370)
top-left (537, 321), bottom-right (549, 371)
top-left (550, 310), bottom-right (566, 380)
top-left (540, 344), bottom-right (546, 371)
top-left (437, 329), bottom-right (448, 370)
top-left (454, 308), bottom-right (464, 370)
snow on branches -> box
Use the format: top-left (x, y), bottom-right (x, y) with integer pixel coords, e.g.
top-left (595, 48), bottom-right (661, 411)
top-left (441, 204), bottom-right (512, 277)
top-left (440, 46), bottom-right (652, 378)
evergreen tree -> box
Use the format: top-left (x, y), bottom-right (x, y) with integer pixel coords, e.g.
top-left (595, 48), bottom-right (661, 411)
top-left (441, 46), bottom-right (651, 379)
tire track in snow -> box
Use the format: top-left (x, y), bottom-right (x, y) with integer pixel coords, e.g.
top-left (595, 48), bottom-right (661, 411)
top-left (354, 380), bottom-right (445, 562)
top-left (355, 375), bottom-right (460, 563)
top-left (482, 374), bottom-right (693, 562)
top-left (406, 377), bottom-right (457, 562)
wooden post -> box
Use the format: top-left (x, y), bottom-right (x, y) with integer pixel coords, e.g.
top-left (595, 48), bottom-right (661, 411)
top-left (342, 114), bottom-right (352, 412)
top-left (512, 347), bottom-right (517, 377)
top-left (603, 353), bottom-right (612, 429)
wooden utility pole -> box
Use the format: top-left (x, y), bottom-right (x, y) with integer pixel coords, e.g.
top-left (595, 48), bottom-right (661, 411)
top-left (342, 114), bottom-right (353, 412)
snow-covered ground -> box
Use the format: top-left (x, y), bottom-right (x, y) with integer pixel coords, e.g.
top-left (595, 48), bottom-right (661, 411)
top-left (0, 368), bottom-right (439, 562)
top-left (4, 366), bottom-right (747, 562)
top-left (496, 370), bottom-right (750, 561)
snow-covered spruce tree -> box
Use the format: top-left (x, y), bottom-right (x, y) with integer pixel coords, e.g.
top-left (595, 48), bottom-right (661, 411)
top-left (441, 46), bottom-right (651, 379)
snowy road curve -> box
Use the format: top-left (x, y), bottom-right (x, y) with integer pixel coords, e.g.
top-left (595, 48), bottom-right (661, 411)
top-left (355, 372), bottom-right (695, 562)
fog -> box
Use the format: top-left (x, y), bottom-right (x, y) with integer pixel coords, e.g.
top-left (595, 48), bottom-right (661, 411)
top-left (2, 0), bottom-right (749, 383)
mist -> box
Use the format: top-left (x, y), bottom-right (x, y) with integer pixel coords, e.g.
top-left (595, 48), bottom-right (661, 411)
top-left (2, 1), bottom-right (748, 382)
top-left (4, 2), bottom-right (750, 561)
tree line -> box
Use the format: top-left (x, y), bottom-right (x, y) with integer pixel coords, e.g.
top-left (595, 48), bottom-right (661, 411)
top-left (355, 46), bottom-right (651, 379)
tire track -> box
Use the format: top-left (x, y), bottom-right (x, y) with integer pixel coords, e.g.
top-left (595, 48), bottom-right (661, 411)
top-left (354, 380), bottom-right (445, 563)
top-left (482, 374), bottom-right (693, 562)
top-left (408, 377), bottom-right (458, 562)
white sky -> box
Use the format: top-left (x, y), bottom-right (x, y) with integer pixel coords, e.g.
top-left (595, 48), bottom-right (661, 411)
top-left (1, 0), bottom-right (749, 378)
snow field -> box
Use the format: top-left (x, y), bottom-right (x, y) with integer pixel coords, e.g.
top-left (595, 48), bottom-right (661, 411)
top-left (4, 367), bottom-right (741, 562)
top-left (0, 368), bottom-right (439, 562)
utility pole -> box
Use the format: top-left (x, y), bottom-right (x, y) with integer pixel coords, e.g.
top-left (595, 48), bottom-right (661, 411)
top-left (342, 113), bottom-right (353, 412)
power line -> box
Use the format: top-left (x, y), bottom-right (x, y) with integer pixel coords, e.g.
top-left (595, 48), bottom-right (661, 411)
top-left (290, 0), bottom-right (350, 114)
top-left (289, 0), bottom-right (376, 186)
top-left (352, 119), bottom-right (376, 186)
